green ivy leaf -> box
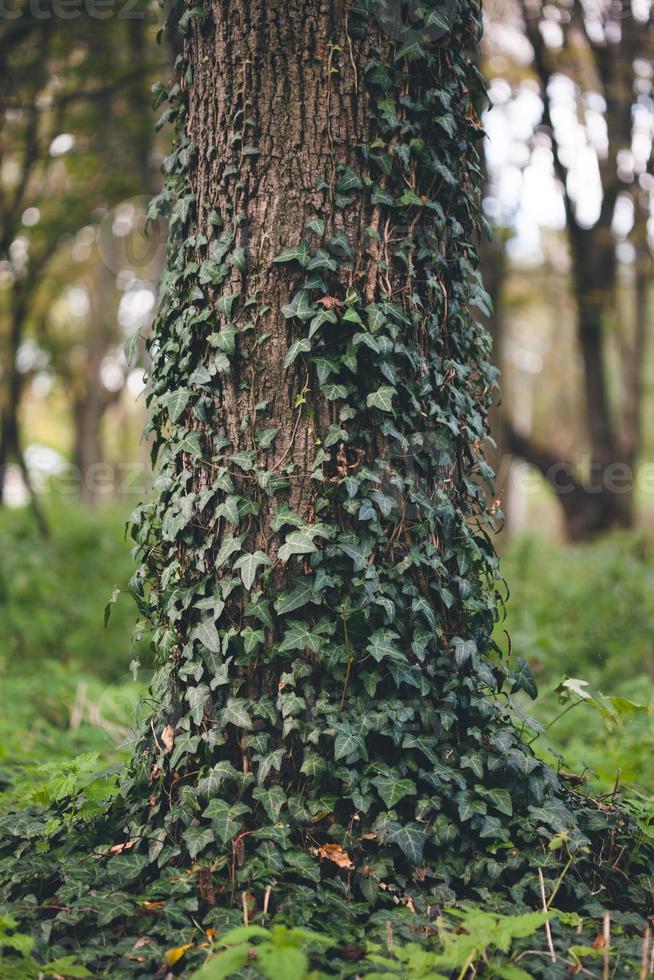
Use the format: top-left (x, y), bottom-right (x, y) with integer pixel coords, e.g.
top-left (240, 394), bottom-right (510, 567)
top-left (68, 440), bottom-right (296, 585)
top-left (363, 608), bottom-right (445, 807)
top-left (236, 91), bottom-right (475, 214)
top-left (183, 824), bottom-right (214, 859)
top-left (283, 339), bottom-right (312, 369)
top-left (233, 550), bottom-right (271, 590)
top-left (177, 431), bottom-right (203, 459)
top-left (372, 776), bottom-right (417, 808)
top-left (278, 530), bottom-right (318, 562)
top-left (252, 785), bottom-right (286, 821)
top-left (197, 761), bottom-right (240, 798)
top-left (217, 292), bottom-right (239, 316)
top-left (388, 823), bottom-right (427, 863)
top-left (334, 726), bottom-right (367, 761)
top-left (191, 618), bottom-right (222, 654)
top-left (221, 697), bottom-right (252, 730)
top-left (281, 290), bottom-right (314, 321)
top-left (203, 799), bottom-right (250, 844)
top-left (451, 636), bottom-right (477, 667)
top-left (273, 242), bottom-right (311, 267)
top-left (366, 386), bottom-right (396, 412)
top-left (274, 584), bottom-right (320, 616)
top-left (187, 683), bottom-right (211, 724)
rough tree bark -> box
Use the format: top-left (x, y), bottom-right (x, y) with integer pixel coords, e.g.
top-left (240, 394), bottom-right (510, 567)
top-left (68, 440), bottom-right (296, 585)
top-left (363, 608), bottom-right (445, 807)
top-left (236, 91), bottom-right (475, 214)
top-left (118, 0), bottom-right (572, 920)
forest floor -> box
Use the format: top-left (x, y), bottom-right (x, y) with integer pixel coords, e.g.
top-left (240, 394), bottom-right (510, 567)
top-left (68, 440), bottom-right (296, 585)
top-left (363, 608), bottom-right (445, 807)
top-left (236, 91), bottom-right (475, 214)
top-left (0, 501), bottom-right (652, 977)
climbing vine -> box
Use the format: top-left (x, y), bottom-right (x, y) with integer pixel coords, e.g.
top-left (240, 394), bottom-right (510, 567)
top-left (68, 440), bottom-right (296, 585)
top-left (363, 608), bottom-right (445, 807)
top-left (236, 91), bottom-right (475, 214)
top-left (0, 0), bottom-right (652, 976)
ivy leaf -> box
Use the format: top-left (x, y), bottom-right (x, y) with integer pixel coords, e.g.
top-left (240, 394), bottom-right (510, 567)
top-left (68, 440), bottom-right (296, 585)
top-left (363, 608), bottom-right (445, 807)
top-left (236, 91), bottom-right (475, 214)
top-left (274, 584), bottom-right (320, 616)
top-left (334, 726), bottom-right (367, 761)
top-left (452, 636), bottom-right (477, 667)
top-left (283, 338), bottom-right (312, 369)
top-left (256, 749), bottom-right (285, 785)
top-left (306, 217), bottom-right (325, 236)
top-left (372, 777), bottom-right (417, 808)
top-left (367, 629), bottom-right (403, 664)
top-left (278, 621), bottom-right (323, 654)
top-left (366, 386), bottom-right (396, 412)
top-left (177, 431), bottom-right (203, 459)
top-left (321, 383), bottom-right (348, 401)
top-left (426, 7), bottom-right (452, 32)
top-left (457, 794), bottom-right (488, 822)
top-left (211, 322), bottom-right (237, 354)
top-left (273, 242), bottom-right (311, 267)
top-left (510, 658), bottom-right (538, 700)
top-left (217, 292), bottom-right (239, 316)
top-left (233, 550), bottom-right (271, 590)
top-left (203, 799), bottom-right (250, 844)
top-left (230, 450), bottom-right (257, 471)
top-left (278, 529), bottom-right (319, 562)
top-left (219, 495), bottom-right (240, 525)
top-left (183, 824), bottom-right (214, 859)
top-left (187, 683), bottom-right (211, 724)
top-left (123, 330), bottom-right (141, 368)
top-left (300, 753), bottom-right (327, 777)
top-left (216, 533), bottom-right (243, 569)
top-left (394, 38), bottom-right (427, 62)
top-left (388, 823), bottom-right (427, 863)
top-left (253, 785), bottom-right (287, 821)
top-left (481, 788), bottom-right (514, 817)
top-left (242, 626), bottom-right (264, 655)
top-left (197, 761), bottom-right (240, 798)
top-left (191, 618), bottom-right (221, 654)
top-left (281, 290), bottom-right (314, 321)
top-left (337, 167), bottom-right (363, 192)
top-left (221, 697), bottom-right (253, 730)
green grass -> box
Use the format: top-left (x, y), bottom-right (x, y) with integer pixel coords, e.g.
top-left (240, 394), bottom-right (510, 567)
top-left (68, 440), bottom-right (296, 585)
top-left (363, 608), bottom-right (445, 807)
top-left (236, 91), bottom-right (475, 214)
top-left (0, 501), bottom-right (651, 803)
top-left (498, 531), bottom-right (654, 793)
top-left (0, 500), bottom-right (149, 796)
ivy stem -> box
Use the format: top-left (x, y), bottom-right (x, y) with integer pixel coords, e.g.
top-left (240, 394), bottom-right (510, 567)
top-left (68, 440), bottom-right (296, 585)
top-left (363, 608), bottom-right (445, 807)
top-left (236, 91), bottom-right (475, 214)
top-left (527, 699), bottom-right (582, 745)
top-left (339, 616), bottom-right (353, 714)
top-left (547, 853), bottom-right (574, 908)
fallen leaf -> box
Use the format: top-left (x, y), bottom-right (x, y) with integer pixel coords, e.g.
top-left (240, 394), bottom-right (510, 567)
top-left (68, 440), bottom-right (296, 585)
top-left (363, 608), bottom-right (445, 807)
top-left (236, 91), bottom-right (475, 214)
top-left (592, 933), bottom-right (605, 949)
top-left (164, 943), bottom-right (193, 967)
top-left (162, 725), bottom-right (176, 752)
top-left (316, 296), bottom-right (342, 310)
top-left (318, 843), bottom-right (355, 869)
top-left (109, 840), bottom-right (135, 855)
top-left (142, 900), bottom-right (165, 912)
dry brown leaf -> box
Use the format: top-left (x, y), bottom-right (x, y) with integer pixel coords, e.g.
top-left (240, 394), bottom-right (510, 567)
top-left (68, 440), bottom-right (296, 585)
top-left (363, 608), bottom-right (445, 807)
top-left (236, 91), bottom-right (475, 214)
top-left (109, 840), bottom-right (135, 855)
top-left (316, 296), bottom-right (342, 310)
top-left (318, 843), bottom-right (355, 870)
top-left (161, 725), bottom-right (175, 752)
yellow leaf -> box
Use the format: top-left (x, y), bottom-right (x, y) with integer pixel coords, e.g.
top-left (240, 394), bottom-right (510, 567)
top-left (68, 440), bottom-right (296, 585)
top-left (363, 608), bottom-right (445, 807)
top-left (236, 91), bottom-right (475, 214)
top-left (164, 943), bottom-right (193, 967)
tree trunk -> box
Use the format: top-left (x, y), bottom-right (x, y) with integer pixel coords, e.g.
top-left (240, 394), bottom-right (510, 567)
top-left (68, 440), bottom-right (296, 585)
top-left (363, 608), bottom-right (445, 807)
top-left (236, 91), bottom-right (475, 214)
top-left (120, 0), bottom-right (567, 920)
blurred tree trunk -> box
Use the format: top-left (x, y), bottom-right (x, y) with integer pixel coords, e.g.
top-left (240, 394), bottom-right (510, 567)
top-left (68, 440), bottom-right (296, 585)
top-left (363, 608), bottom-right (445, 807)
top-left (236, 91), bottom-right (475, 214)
top-left (507, 0), bottom-right (653, 539)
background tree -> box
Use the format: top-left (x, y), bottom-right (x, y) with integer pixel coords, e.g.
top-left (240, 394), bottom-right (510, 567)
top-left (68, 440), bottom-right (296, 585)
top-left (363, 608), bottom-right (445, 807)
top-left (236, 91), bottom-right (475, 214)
top-left (484, 0), bottom-right (654, 538)
top-left (0, 8), bottom-right (163, 511)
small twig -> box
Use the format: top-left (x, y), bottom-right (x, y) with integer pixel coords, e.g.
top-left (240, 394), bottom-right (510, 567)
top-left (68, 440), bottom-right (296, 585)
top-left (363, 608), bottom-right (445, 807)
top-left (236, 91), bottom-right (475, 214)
top-left (611, 769), bottom-right (622, 801)
top-left (263, 884), bottom-right (272, 920)
top-left (242, 892), bottom-right (249, 926)
top-left (69, 682), bottom-right (87, 731)
top-left (538, 868), bottom-right (556, 963)
top-left (150, 718), bottom-right (163, 753)
top-left (639, 929), bottom-right (652, 979)
top-left (603, 912), bottom-right (610, 980)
